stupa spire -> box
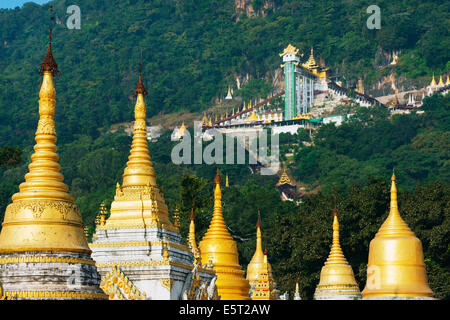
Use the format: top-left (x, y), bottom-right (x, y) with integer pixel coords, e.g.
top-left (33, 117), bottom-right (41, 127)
top-left (199, 169), bottom-right (250, 299)
top-left (362, 171), bottom-right (434, 299)
top-left (246, 214), bottom-right (279, 300)
top-left (121, 64), bottom-right (156, 188)
top-left (188, 207), bottom-right (198, 252)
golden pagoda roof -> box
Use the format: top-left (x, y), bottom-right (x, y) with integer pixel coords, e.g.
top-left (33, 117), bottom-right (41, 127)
top-left (430, 74), bottom-right (437, 87)
top-left (446, 75), bottom-right (450, 85)
top-left (314, 204), bottom-right (361, 299)
top-left (361, 172), bottom-right (434, 299)
top-left (279, 44), bottom-right (299, 57)
top-left (0, 24), bottom-right (90, 254)
top-left (247, 109), bottom-right (258, 121)
top-left (276, 168), bottom-right (295, 187)
top-left (302, 47), bottom-right (319, 70)
top-left (99, 67), bottom-right (175, 232)
top-left (438, 75), bottom-right (445, 86)
top-left (198, 169), bottom-right (250, 300)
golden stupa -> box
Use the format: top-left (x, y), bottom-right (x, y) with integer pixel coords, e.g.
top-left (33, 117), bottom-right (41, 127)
top-left (247, 109), bottom-right (258, 122)
top-left (0, 27), bottom-right (90, 254)
top-left (198, 169), bottom-right (250, 300)
top-left (313, 204), bottom-right (361, 300)
top-left (362, 172), bottom-right (434, 299)
top-left (430, 74), bottom-right (437, 87)
top-left (0, 19), bottom-right (105, 299)
top-left (97, 65), bottom-right (176, 232)
top-left (246, 215), bottom-right (278, 300)
top-left (438, 75), bottom-right (445, 86)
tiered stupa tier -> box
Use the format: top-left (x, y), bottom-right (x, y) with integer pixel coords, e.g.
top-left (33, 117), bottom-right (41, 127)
top-left (198, 169), bottom-right (250, 300)
top-left (89, 67), bottom-right (216, 300)
top-left (0, 24), bottom-right (106, 300)
top-left (246, 215), bottom-right (279, 300)
top-left (362, 173), bottom-right (434, 300)
top-left (313, 204), bottom-right (361, 300)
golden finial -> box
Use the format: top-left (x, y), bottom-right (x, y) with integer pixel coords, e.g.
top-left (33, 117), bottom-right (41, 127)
top-left (39, 5), bottom-right (59, 76)
top-left (225, 174), bottom-right (229, 187)
top-left (173, 207), bottom-right (180, 228)
top-left (134, 62), bottom-right (148, 96)
top-left (121, 66), bottom-right (156, 189)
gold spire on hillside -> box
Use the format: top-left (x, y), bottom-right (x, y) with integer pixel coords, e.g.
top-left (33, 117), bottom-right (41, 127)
top-left (438, 75), bottom-right (444, 86)
top-left (202, 112), bottom-right (208, 126)
top-left (0, 20), bottom-right (90, 253)
top-left (225, 174), bottom-right (229, 187)
top-left (430, 74), bottom-right (437, 87)
top-left (446, 75), bottom-right (450, 85)
top-left (302, 47), bottom-right (319, 70)
top-left (99, 65), bottom-right (175, 231)
top-left (247, 109), bottom-right (258, 122)
top-left (361, 172), bottom-right (434, 299)
top-left (198, 169), bottom-right (250, 300)
top-left (313, 203), bottom-right (361, 299)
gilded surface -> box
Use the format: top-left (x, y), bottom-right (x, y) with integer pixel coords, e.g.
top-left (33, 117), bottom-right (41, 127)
top-left (314, 206), bottom-right (361, 299)
top-left (100, 265), bottom-right (146, 300)
top-left (362, 173), bottom-right (434, 299)
top-left (198, 170), bottom-right (250, 300)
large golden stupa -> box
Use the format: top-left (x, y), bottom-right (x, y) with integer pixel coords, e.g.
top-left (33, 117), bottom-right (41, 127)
top-left (362, 172), bottom-right (434, 299)
top-left (313, 204), bottom-right (361, 300)
top-left (198, 169), bottom-right (250, 300)
top-left (246, 215), bottom-right (279, 300)
top-left (0, 21), bottom-right (106, 299)
top-left (89, 66), bottom-right (216, 300)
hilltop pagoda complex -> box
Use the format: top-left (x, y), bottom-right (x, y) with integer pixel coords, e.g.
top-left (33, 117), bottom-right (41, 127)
top-left (89, 67), bottom-right (216, 300)
top-left (362, 173), bottom-right (435, 300)
top-left (246, 215), bottom-right (279, 300)
top-left (198, 169), bottom-right (250, 300)
top-left (0, 23), bottom-right (106, 300)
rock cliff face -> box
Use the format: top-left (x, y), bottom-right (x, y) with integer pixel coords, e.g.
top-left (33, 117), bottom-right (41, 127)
top-left (235, 0), bottom-right (275, 20)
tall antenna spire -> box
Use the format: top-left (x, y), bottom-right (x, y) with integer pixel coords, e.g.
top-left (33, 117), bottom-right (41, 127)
top-left (39, 5), bottom-right (59, 76)
top-left (134, 52), bottom-right (148, 96)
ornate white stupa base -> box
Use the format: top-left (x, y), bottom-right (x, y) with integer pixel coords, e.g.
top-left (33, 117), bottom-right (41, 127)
top-left (90, 227), bottom-right (216, 300)
top-left (314, 287), bottom-right (362, 300)
top-left (0, 251), bottom-right (106, 300)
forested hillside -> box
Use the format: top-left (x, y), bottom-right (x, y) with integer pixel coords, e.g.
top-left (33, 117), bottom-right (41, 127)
top-left (0, 0), bottom-right (449, 146)
top-left (0, 0), bottom-right (449, 299)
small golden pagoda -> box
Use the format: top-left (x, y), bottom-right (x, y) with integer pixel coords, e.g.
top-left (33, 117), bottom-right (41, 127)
top-left (313, 204), bottom-right (361, 300)
top-left (446, 75), bottom-right (450, 86)
top-left (178, 121), bottom-right (186, 137)
top-left (302, 47), bottom-right (328, 81)
top-left (430, 74), bottom-right (437, 87)
top-left (438, 75), bottom-right (445, 86)
top-left (225, 174), bottom-right (229, 187)
top-left (246, 215), bottom-right (279, 300)
top-left (247, 109), bottom-right (258, 122)
top-left (198, 169), bottom-right (250, 300)
top-left (362, 172), bottom-right (434, 299)
top-left (0, 18), bottom-right (105, 299)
